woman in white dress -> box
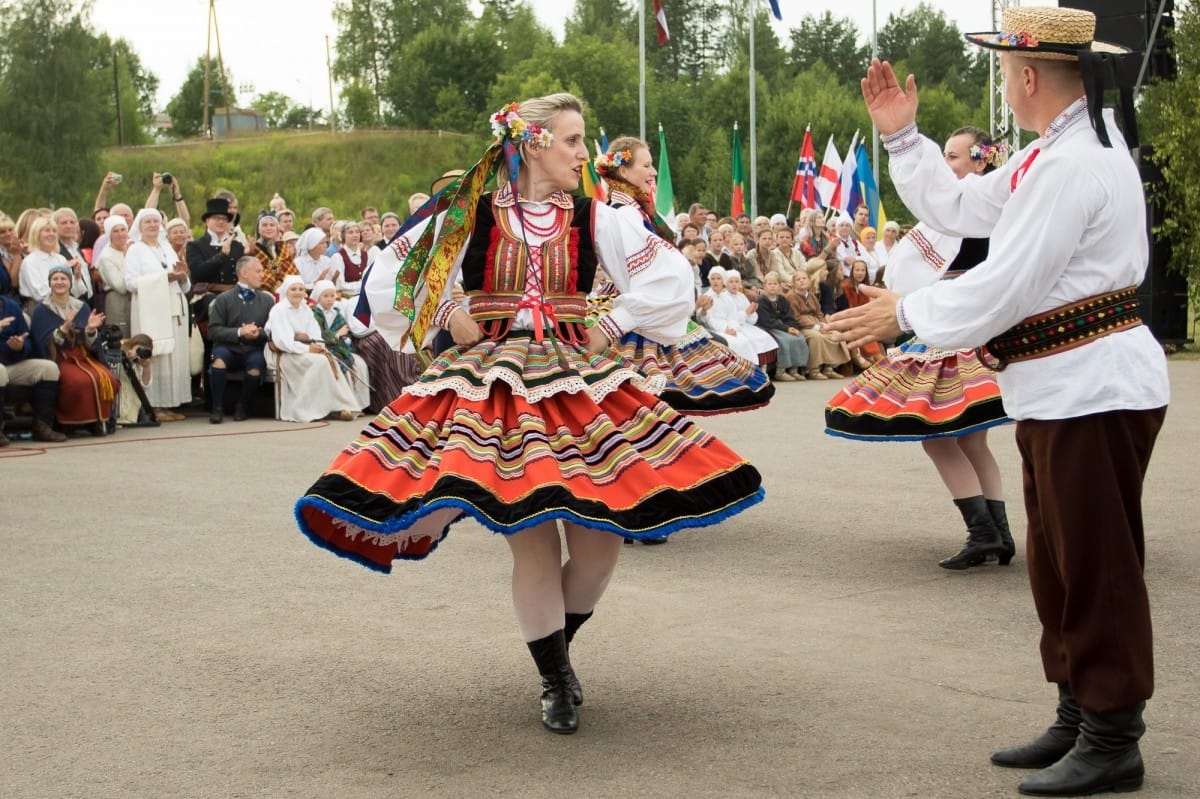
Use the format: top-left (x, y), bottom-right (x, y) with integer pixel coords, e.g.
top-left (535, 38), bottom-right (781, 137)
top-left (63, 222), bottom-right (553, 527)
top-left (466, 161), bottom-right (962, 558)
top-left (265, 275), bottom-right (364, 423)
top-left (124, 208), bottom-right (191, 419)
top-left (96, 216), bottom-right (131, 337)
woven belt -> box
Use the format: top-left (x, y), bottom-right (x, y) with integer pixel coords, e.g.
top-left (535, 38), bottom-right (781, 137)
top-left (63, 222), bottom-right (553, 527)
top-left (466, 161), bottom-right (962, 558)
top-left (976, 287), bottom-right (1142, 371)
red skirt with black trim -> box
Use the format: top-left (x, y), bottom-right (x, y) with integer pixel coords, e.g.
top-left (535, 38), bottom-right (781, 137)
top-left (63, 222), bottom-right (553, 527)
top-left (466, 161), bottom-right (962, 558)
top-left (295, 332), bottom-right (764, 572)
top-left (824, 337), bottom-right (1009, 441)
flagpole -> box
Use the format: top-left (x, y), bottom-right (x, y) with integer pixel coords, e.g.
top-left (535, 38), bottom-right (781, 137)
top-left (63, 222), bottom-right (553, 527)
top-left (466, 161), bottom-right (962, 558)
top-left (748, 0), bottom-right (758, 220)
top-left (871, 0), bottom-right (880, 187)
top-left (639, 0), bottom-right (646, 141)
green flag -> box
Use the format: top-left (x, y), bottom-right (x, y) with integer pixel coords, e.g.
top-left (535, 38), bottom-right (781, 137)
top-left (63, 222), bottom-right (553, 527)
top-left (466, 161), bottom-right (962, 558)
top-left (655, 123), bottom-right (675, 220)
top-left (731, 122), bottom-right (747, 217)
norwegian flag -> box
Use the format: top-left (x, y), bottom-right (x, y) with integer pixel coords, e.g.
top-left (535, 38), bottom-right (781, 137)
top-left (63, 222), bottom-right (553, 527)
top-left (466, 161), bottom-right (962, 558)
top-left (789, 126), bottom-right (818, 210)
top-left (653, 0), bottom-right (670, 45)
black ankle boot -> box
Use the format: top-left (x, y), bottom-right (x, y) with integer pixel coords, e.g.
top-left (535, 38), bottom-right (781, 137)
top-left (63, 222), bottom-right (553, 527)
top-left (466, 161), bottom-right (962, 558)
top-left (1017, 703), bottom-right (1145, 796)
top-left (993, 684), bottom-right (1081, 769)
top-left (563, 611), bottom-right (593, 707)
top-left (939, 495), bottom-right (1005, 570)
top-left (986, 498), bottom-right (1016, 566)
top-left (208, 367), bottom-right (227, 424)
top-left (526, 630), bottom-right (579, 734)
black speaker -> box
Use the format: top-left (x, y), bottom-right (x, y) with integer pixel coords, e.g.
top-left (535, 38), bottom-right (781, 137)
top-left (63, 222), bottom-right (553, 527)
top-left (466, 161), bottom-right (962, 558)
top-left (1137, 146), bottom-right (1190, 342)
top-left (1059, 0), bottom-right (1177, 86)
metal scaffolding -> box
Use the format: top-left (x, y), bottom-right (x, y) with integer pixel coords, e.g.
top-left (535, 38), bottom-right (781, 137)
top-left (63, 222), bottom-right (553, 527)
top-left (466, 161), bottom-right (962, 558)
top-left (989, 0), bottom-right (1021, 153)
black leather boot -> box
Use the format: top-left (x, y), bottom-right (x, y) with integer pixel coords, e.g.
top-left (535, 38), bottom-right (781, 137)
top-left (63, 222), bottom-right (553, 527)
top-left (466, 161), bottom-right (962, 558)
top-left (993, 684), bottom-right (1082, 769)
top-left (939, 495), bottom-right (1006, 570)
top-left (235, 372), bottom-right (261, 421)
top-left (526, 630), bottom-right (579, 734)
top-left (208, 367), bottom-right (227, 424)
top-left (563, 611), bottom-right (593, 707)
top-left (987, 498), bottom-right (1017, 566)
top-left (30, 380), bottom-right (67, 441)
top-left (1017, 703), bottom-right (1145, 796)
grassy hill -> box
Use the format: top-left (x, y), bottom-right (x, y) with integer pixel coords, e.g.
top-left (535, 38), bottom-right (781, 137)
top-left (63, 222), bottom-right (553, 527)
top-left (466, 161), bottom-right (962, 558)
top-left (96, 129), bottom-right (484, 230)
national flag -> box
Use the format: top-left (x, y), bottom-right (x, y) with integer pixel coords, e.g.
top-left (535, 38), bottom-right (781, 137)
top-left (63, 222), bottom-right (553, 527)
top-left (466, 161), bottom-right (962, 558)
top-left (789, 126), bottom-right (818, 210)
top-left (599, 128), bottom-right (609, 153)
top-left (815, 135), bottom-right (842, 209)
top-left (581, 158), bottom-right (607, 202)
top-left (854, 140), bottom-right (887, 229)
top-left (655, 123), bottom-right (675, 220)
top-left (653, 0), bottom-right (670, 46)
top-left (838, 131), bottom-right (860, 213)
top-left (767, 0), bottom-right (782, 21)
top-left (731, 122), bottom-right (747, 218)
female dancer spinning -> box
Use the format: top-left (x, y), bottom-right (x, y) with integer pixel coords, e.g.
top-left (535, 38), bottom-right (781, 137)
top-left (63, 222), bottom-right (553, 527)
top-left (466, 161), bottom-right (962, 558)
top-left (295, 94), bottom-right (764, 734)
top-left (825, 127), bottom-right (1014, 570)
top-left (592, 136), bottom-right (774, 413)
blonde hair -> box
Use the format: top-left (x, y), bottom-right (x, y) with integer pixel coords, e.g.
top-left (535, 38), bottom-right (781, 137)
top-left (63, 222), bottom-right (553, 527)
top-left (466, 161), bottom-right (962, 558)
top-left (496, 92), bottom-right (585, 184)
top-left (27, 214), bottom-right (57, 251)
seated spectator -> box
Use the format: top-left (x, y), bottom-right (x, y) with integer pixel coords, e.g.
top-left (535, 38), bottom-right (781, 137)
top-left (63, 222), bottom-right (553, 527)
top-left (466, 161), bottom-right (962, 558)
top-left (876, 220), bottom-right (902, 274)
top-left (334, 220), bottom-right (373, 296)
top-left (310, 280), bottom-right (371, 413)
top-left (29, 264), bottom-right (117, 436)
top-left (750, 229), bottom-right (790, 290)
top-left (752, 216), bottom-right (771, 242)
top-left (754, 271), bottom-right (809, 381)
top-left (699, 268), bottom-right (777, 365)
top-left (798, 212), bottom-right (839, 277)
top-left (294, 227), bottom-right (337, 289)
top-left (265, 276), bottom-right (364, 423)
top-left (787, 267), bottom-right (851, 379)
top-left (834, 214), bottom-right (877, 281)
top-left (125, 209), bottom-right (191, 421)
top-left (0, 211), bottom-right (24, 299)
top-left (839, 259), bottom-right (884, 368)
top-left (206, 256), bottom-right (274, 424)
top-left (860, 226), bottom-right (882, 284)
top-left (21, 216), bottom-right (87, 312)
top-left (735, 213), bottom-right (755, 249)
top-left (770, 213), bottom-right (790, 234)
top-left (377, 212), bottom-right (401, 249)
top-left (253, 211), bottom-right (298, 293)
top-left (0, 293), bottom-right (68, 443)
top-left (726, 233), bottom-right (760, 296)
top-left (811, 256), bottom-right (841, 316)
top-left (774, 227), bottom-right (802, 288)
top-left (360, 219), bottom-right (381, 250)
top-left (852, 203), bottom-right (870, 240)
top-left (96, 216), bottom-right (132, 337)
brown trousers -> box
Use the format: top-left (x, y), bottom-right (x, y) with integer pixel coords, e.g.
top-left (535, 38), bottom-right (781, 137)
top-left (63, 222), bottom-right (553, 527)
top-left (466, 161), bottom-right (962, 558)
top-left (1016, 407), bottom-right (1166, 713)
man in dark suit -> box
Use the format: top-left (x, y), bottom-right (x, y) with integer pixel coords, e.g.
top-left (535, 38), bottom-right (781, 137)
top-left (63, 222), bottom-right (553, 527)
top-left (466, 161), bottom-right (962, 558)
top-left (187, 198), bottom-right (246, 407)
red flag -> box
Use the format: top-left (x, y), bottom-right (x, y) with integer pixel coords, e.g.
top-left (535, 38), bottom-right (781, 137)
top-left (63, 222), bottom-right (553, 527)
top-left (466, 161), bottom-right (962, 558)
top-left (653, 0), bottom-right (670, 46)
top-left (789, 126), bottom-right (818, 210)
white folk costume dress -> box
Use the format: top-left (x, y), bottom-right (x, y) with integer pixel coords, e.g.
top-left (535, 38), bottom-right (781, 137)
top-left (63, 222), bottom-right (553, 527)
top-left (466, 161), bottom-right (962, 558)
top-left (124, 212), bottom-right (192, 408)
top-left (699, 271), bottom-right (778, 365)
top-left (824, 224), bottom-right (1009, 440)
top-left (590, 189), bottom-right (774, 415)
top-left (266, 276), bottom-right (366, 422)
top-left (294, 186), bottom-right (764, 572)
top-left (310, 280), bottom-right (372, 414)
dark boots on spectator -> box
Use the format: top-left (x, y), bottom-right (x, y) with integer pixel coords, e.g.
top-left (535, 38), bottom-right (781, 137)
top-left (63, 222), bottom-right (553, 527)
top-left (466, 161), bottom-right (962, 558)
top-left (986, 498), bottom-right (1016, 566)
top-left (209, 367), bottom-right (227, 424)
top-left (1016, 703), bottom-right (1145, 796)
top-left (563, 611), bottom-right (593, 706)
top-left (939, 495), bottom-right (1006, 569)
top-left (992, 684), bottom-right (1082, 769)
top-left (30, 381), bottom-right (67, 442)
top-left (235, 372), bottom-right (261, 421)
top-left (526, 629), bottom-right (579, 734)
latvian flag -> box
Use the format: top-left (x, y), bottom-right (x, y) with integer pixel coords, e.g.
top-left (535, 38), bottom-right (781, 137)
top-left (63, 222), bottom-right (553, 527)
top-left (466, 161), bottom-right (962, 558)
top-left (653, 0), bottom-right (670, 45)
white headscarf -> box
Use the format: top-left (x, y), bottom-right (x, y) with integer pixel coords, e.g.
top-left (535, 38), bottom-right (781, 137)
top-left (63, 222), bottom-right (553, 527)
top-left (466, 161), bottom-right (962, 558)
top-left (130, 208), bottom-right (165, 244)
top-left (707, 266), bottom-right (726, 283)
top-left (297, 227), bottom-right (326, 257)
top-left (104, 216), bottom-right (127, 237)
top-left (278, 275), bottom-right (306, 303)
top-left (309, 279), bottom-right (337, 302)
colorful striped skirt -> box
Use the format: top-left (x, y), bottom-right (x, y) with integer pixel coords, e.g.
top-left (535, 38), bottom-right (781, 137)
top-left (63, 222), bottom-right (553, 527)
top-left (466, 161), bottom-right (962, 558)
top-left (295, 333), bottom-right (764, 572)
top-left (609, 323), bottom-right (775, 416)
top-left (824, 337), bottom-right (1009, 441)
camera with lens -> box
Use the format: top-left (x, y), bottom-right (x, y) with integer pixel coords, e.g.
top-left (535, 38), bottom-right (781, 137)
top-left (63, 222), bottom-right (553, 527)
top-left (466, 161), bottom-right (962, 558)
top-left (98, 324), bottom-right (124, 347)
top-left (162, 172), bottom-right (173, 185)
top-left (132, 345), bottom-right (152, 361)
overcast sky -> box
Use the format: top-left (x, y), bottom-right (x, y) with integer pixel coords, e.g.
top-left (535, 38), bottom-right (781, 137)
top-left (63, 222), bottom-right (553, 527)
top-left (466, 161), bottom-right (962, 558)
top-left (90, 0), bottom-right (1023, 112)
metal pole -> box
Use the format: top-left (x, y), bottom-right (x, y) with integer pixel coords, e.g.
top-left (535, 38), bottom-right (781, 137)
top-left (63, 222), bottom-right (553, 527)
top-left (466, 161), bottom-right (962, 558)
top-left (112, 50), bottom-right (123, 146)
top-left (871, 0), bottom-right (879, 186)
top-left (326, 35), bottom-right (337, 134)
top-left (748, 0), bottom-right (757, 219)
top-left (1135, 0), bottom-right (1171, 93)
top-left (639, 0), bottom-right (646, 141)
top-left (203, 0), bottom-right (213, 137)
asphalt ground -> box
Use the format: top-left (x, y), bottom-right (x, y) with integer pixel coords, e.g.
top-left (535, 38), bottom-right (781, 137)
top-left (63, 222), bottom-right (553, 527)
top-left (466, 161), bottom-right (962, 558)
top-left (3, 362), bottom-right (1197, 799)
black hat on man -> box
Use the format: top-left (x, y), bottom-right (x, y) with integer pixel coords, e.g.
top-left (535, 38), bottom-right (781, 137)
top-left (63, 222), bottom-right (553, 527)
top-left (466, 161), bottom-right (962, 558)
top-left (202, 197), bottom-right (234, 221)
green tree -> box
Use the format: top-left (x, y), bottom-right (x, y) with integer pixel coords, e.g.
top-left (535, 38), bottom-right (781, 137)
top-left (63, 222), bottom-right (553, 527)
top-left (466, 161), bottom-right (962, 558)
top-left (877, 3), bottom-right (987, 105)
top-left (165, 56), bottom-right (237, 139)
top-left (565, 0), bottom-right (637, 43)
top-left (786, 11), bottom-right (870, 85)
top-left (91, 35), bottom-right (159, 146)
top-left (341, 81), bottom-right (381, 129)
top-left (0, 0), bottom-right (109, 207)
top-left (251, 91), bottom-right (296, 129)
top-left (1141, 3), bottom-right (1200, 304)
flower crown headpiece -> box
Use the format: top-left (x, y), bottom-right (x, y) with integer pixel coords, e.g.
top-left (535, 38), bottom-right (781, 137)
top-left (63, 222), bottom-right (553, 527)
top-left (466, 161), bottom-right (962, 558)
top-left (970, 141), bottom-right (1010, 167)
top-left (595, 149), bottom-right (633, 173)
top-left (489, 102), bottom-right (554, 148)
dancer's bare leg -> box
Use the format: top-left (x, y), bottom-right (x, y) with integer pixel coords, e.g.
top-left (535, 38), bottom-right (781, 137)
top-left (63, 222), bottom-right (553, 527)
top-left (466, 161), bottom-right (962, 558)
top-left (922, 437), bottom-right (984, 499)
top-left (561, 522), bottom-right (624, 615)
top-left (957, 429), bottom-right (1004, 499)
top-left (505, 521), bottom-right (566, 641)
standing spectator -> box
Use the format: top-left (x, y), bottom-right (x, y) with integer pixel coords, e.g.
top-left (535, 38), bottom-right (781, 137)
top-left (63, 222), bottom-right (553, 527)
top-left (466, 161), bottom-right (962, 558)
top-left (253, 212), bottom-right (297, 292)
top-left (20, 216), bottom-right (87, 311)
top-left (735, 213), bottom-right (755, 249)
top-left (0, 294), bottom-right (68, 443)
top-left (834, 215), bottom-right (872, 278)
top-left (0, 212), bottom-right (23, 299)
top-left (96, 216), bottom-right (132, 337)
top-left (360, 206), bottom-right (380, 228)
top-left (860, 227), bottom-right (882, 284)
top-left (165, 218), bottom-right (191, 274)
top-left (125, 209), bottom-right (191, 420)
top-left (875, 220), bottom-right (901, 277)
top-left (334, 220), bottom-right (373, 296)
top-left (29, 265), bottom-right (117, 436)
top-left (206, 256), bottom-right (273, 423)
top-left (214, 189), bottom-right (249, 250)
top-left (294, 227), bottom-right (336, 289)
top-left (145, 172), bottom-right (191, 228)
top-left (852, 204), bottom-right (870, 240)
top-left (376, 212), bottom-right (401, 249)
top-left (92, 203), bottom-right (134, 264)
top-left (277, 209), bottom-right (296, 235)
top-left (54, 208), bottom-right (93, 302)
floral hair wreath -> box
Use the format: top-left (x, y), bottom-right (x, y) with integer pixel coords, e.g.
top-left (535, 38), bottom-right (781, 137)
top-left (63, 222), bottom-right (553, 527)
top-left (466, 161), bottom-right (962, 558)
top-left (970, 141), bottom-right (1010, 167)
top-left (595, 150), bottom-right (633, 173)
top-left (489, 102), bottom-right (554, 149)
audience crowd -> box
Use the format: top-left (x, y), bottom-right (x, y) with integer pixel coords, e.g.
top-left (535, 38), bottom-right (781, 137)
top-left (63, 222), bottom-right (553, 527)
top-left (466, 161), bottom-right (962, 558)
top-left (0, 170), bottom-right (903, 446)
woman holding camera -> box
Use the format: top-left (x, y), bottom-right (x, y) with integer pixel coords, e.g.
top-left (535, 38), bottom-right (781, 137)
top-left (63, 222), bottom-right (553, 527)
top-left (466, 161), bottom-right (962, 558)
top-left (124, 209), bottom-right (191, 420)
top-left (29, 264), bottom-right (118, 435)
